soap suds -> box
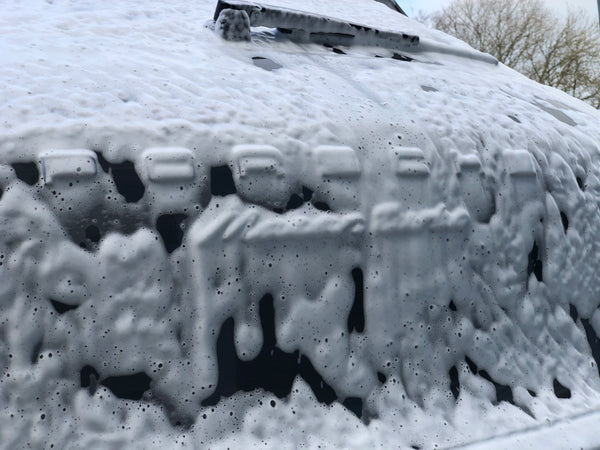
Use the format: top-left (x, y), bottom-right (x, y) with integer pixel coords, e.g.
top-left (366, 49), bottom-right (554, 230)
top-left (1, 0), bottom-right (600, 448)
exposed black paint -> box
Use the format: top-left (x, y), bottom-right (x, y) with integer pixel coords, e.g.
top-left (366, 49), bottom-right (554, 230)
top-left (342, 397), bottom-right (363, 418)
top-left (156, 214), bottom-right (187, 253)
top-left (302, 186), bottom-right (314, 201)
top-left (449, 366), bottom-right (460, 400)
top-left (553, 378), bottom-right (571, 399)
top-left (465, 356), bottom-right (478, 374)
top-left (12, 162), bottom-right (39, 186)
top-left (313, 201), bottom-right (332, 212)
top-left (560, 211), bottom-right (569, 233)
top-left (85, 225), bottom-right (101, 243)
top-left (94, 151), bottom-right (111, 173)
top-left (93, 151), bottom-right (145, 202)
top-left (102, 372), bottom-right (152, 400)
top-left (30, 340), bottom-right (43, 364)
top-left (285, 193), bottom-right (304, 210)
top-left (464, 356), bottom-right (514, 405)
top-left (285, 186), bottom-right (315, 211)
top-left (569, 303), bottom-right (579, 323)
top-left (567, 304), bottom-right (600, 378)
top-left (347, 268), bottom-right (365, 333)
top-left (581, 317), bottom-right (600, 377)
top-left (527, 241), bottom-right (543, 282)
top-left (479, 370), bottom-right (514, 405)
top-left (210, 165), bottom-right (236, 196)
top-left (80, 365), bottom-right (99, 395)
top-left (202, 294), bottom-right (338, 409)
top-left (110, 161), bottom-right (145, 203)
top-left (49, 299), bottom-right (78, 314)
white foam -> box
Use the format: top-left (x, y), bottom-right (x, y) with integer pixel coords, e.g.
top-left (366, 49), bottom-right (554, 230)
top-left (1, 0), bottom-right (600, 448)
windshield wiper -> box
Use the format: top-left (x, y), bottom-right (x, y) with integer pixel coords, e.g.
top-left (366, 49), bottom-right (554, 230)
top-left (213, 0), bottom-right (498, 65)
top-left (214, 0), bottom-right (419, 49)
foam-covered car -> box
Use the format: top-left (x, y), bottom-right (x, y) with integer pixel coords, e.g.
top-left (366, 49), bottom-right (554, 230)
top-left (2, 0), bottom-right (600, 448)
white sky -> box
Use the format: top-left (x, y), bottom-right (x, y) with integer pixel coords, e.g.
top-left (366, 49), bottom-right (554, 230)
top-left (402, 0), bottom-right (600, 21)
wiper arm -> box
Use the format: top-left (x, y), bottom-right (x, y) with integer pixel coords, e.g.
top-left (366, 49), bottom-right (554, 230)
top-left (213, 0), bottom-right (498, 65)
top-left (373, 0), bottom-right (407, 16)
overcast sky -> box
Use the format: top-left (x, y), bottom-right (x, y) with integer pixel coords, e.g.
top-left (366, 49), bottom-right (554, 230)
top-left (402, 0), bottom-right (600, 20)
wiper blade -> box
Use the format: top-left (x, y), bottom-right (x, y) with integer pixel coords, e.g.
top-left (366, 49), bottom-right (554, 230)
top-left (214, 0), bottom-right (419, 49)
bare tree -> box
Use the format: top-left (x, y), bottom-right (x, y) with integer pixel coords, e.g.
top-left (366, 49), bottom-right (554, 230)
top-left (429, 0), bottom-right (600, 108)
